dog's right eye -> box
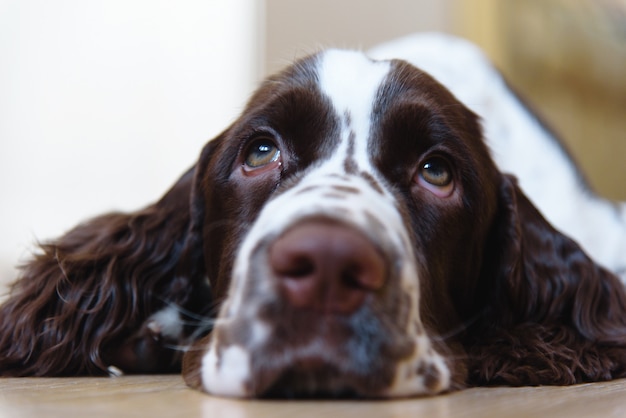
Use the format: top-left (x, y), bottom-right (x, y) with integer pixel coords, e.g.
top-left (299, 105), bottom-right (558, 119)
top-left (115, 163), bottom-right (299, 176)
top-left (243, 138), bottom-right (281, 170)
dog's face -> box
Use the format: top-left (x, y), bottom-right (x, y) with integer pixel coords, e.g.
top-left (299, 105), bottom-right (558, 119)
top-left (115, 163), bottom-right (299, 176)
top-left (182, 50), bottom-right (503, 397)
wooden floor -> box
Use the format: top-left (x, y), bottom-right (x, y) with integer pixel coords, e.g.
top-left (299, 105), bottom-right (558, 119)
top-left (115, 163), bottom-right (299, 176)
top-left (2, 375), bottom-right (626, 417)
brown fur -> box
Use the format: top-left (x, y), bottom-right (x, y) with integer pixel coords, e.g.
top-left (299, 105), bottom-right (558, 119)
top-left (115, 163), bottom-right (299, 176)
top-left (0, 168), bottom-right (212, 375)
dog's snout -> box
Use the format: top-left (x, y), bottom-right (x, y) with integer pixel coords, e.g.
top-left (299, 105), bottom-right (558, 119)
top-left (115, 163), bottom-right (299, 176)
top-left (269, 220), bottom-right (386, 314)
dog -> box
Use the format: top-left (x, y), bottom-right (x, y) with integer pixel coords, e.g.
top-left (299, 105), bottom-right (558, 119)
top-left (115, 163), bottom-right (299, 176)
top-left (1, 40), bottom-right (626, 398)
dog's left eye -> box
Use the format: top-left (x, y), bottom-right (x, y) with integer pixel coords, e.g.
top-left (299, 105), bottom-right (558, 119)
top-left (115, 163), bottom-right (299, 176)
top-left (420, 157), bottom-right (451, 187)
top-left (244, 138), bottom-right (281, 169)
top-left (415, 156), bottom-right (455, 197)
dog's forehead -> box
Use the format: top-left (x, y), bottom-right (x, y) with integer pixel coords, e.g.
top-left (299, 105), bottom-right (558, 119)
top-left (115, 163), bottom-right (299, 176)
top-left (251, 50), bottom-right (399, 119)
top-left (249, 49), bottom-right (458, 126)
top-left (302, 50), bottom-right (443, 114)
top-left (236, 49), bottom-right (477, 182)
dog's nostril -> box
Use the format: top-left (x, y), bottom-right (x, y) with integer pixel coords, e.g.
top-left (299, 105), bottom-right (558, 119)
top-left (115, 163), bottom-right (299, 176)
top-left (341, 266), bottom-right (364, 289)
top-left (269, 219), bottom-right (386, 314)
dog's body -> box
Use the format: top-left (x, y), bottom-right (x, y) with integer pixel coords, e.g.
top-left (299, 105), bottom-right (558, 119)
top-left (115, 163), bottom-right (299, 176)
top-left (1, 35), bottom-right (626, 398)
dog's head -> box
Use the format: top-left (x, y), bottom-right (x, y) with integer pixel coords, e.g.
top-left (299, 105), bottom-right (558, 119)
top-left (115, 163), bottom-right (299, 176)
top-left (178, 50), bottom-right (626, 398)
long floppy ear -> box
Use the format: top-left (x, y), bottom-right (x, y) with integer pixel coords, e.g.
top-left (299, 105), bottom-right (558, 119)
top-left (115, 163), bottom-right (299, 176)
top-left (176, 133), bottom-right (233, 390)
top-left (467, 175), bottom-right (626, 386)
top-left (0, 139), bottom-right (223, 376)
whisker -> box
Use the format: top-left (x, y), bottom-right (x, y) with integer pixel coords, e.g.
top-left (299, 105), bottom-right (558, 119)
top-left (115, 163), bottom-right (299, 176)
top-left (164, 342), bottom-right (214, 353)
top-left (430, 313), bottom-right (481, 342)
top-left (156, 294), bottom-right (222, 322)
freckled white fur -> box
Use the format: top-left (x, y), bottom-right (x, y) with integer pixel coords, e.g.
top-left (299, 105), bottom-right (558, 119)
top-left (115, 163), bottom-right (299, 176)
top-left (386, 334), bottom-right (451, 396)
top-left (370, 33), bottom-right (626, 283)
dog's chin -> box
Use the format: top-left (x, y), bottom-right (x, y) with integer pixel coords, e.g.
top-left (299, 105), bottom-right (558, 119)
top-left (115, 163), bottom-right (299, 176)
top-left (258, 363), bottom-right (372, 399)
top-left (246, 335), bottom-right (392, 398)
top-left (240, 334), bottom-right (400, 398)
top-left (250, 344), bottom-right (443, 399)
top-left (186, 305), bottom-right (417, 398)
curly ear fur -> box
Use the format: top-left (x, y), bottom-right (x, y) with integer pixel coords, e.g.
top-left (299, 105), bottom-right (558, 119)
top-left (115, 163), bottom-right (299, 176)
top-left (0, 155), bottom-right (218, 376)
top-left (467, 175), bottom-right (626, 386)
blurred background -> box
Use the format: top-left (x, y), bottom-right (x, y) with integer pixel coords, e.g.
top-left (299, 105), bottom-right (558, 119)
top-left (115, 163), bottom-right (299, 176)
top-left (1, 0), bottom-right (625, 286)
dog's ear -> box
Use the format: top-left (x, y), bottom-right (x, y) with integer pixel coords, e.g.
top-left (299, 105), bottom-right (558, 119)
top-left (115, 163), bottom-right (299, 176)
top-left (0, 138), bottom-right (223, 376)
top-left (467, 175), bottom-right (626, 386)
top-left (177, 135), bottom-right (231, 391)
top-left (174, 136), bottom-right (225, 295)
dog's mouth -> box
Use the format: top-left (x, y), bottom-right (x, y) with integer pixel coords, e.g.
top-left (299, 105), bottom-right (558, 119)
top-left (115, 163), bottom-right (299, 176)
top-left (258, 360), bottom-right (369, 399)
top-left (192, 296), bottom-right (432, 398)
top-left (252, 308), bottom-right (401, 397)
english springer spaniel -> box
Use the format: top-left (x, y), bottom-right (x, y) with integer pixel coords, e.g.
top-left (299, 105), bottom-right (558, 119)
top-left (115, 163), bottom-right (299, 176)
top-left (1, 37), bottom-right (626, 398)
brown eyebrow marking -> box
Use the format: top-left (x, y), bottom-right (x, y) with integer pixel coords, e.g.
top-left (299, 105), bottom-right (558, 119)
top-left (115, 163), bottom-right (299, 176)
top-left (322, 192), bottom-right (348, 200)
top-left (359, 171), bottom-right (385, 195)
top-left (328, 173), bottom-right (351, 182)
top-left (294, 185), bottom-right (321, 195)
top-left (331, 185), bottom-right (361, 194)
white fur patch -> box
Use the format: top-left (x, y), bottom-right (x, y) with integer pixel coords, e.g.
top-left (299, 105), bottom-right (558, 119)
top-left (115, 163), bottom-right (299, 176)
top-left (385, 334), bottom-right (451, 396)
top-left (147, 305), bottom-right (182, 340)
top-left (201, 342), bottom-right (251, 397)
top-left (318, 49), bottom-right (391, 171)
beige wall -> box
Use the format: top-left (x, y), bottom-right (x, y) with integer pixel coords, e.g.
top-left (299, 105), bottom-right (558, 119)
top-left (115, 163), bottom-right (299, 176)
top-left (264, 0), bottom-right (456, 75)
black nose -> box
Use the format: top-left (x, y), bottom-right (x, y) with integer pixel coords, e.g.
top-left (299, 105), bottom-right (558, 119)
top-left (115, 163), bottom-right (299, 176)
top-left (269, 219), bottom-right (386, 314)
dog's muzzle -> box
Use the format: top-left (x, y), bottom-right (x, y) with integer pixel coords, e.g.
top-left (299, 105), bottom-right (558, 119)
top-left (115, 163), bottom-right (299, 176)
top-left (196, 172), bottom-right (451, 397)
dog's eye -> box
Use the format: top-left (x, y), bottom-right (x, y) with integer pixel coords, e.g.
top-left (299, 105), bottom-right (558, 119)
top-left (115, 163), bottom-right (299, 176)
top-left (416, 156), bottom-right (454, 197)
top-left (420, 158), bottom-right (451, 187)
top-left (244, 138), bottom-right (281, 169)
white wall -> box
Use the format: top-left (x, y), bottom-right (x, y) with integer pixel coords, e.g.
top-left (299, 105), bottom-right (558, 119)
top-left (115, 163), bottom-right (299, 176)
top-left (0, 0), bottom-right (264, 284)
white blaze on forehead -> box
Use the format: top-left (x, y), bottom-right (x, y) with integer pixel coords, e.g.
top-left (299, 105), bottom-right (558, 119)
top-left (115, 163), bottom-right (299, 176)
top-left (318, 49), bottom-right (391, 116)
top-left (318, 49), bottom-right (391, 171)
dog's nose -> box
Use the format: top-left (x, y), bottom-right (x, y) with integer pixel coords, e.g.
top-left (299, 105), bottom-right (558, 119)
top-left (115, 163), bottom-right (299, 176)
top-left (269, 220), bottom-right (386, 314)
